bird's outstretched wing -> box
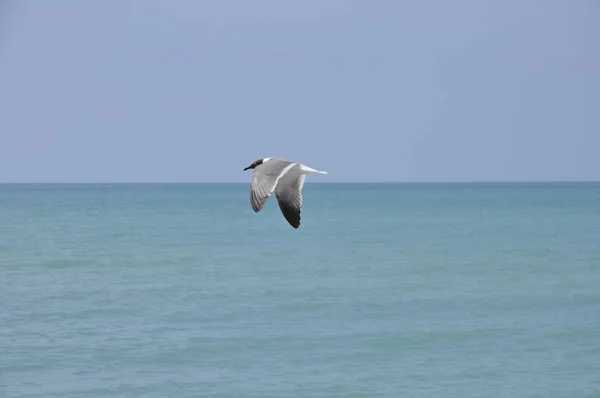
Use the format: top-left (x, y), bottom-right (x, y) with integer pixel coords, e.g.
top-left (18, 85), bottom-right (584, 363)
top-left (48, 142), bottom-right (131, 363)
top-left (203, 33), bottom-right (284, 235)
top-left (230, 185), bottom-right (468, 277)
top-left (275, 173), bottom-right (306, 229)
top-left (250, 159), bottom-right (296, 212)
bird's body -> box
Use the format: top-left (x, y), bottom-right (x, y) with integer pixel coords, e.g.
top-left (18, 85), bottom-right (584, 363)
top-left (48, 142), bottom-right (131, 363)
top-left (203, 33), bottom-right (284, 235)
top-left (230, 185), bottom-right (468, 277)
top-left (243, 157), bottom-right (327, 228)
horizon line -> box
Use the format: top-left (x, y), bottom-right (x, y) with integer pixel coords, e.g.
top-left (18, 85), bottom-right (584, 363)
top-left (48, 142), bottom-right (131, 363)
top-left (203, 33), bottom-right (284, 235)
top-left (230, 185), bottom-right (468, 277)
top-left (1, 180), bottom-right (599, 184)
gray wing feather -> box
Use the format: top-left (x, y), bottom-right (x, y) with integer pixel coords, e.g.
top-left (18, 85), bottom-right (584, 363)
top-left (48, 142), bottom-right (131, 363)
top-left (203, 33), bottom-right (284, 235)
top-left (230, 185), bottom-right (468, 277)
top-left (275, 173), bottom-right (305, 229)
top-left (250, 159), bottom-right (296, 212)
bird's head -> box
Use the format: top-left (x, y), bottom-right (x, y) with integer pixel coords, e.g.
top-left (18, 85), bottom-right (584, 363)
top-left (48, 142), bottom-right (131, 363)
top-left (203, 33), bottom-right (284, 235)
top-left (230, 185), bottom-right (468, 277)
top-left (243, 157), bottom-right (270, 171)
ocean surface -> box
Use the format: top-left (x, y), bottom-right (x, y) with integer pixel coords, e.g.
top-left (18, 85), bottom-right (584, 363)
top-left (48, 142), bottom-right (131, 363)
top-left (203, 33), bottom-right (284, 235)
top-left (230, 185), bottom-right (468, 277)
top-left (1, 182), bottom-right (600, 398)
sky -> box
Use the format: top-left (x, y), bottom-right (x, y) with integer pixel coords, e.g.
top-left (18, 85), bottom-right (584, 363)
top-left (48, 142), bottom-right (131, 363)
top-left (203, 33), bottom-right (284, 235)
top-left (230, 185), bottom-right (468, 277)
top-left (0, 0), bottom-right (598, 183)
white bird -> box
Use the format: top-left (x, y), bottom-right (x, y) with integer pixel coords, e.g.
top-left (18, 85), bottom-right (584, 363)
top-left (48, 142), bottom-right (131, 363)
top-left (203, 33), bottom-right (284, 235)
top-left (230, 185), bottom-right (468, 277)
top-left (243, 157), bottom-right (327, 229)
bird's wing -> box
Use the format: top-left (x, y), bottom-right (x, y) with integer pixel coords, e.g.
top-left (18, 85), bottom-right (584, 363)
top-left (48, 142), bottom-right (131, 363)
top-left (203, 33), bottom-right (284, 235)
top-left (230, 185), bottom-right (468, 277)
top-left (275, 172), bottom-right (306, 229)
top-left (250, 159), bottom-right (296, 212)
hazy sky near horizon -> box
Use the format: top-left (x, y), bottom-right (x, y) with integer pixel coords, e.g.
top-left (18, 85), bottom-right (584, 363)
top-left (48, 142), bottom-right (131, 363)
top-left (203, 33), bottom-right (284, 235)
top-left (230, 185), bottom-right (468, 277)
top-left (1, 0), bottom-right (598, 182)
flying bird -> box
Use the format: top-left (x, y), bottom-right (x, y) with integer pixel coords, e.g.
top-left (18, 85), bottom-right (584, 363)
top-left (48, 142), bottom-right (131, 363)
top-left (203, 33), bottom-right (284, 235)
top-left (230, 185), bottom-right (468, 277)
top-left (243, 157), bottom-right (327, 229)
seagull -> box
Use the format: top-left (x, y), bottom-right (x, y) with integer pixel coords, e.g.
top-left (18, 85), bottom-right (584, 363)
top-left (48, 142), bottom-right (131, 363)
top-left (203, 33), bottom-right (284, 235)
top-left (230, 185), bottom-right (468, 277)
top-left (243, 157), bottom-right (327, 229)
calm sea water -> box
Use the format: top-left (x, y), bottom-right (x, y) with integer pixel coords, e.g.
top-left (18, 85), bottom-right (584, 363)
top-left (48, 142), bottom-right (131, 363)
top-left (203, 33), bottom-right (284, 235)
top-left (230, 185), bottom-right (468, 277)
top-left (1, 183), bottom-right (600, 398)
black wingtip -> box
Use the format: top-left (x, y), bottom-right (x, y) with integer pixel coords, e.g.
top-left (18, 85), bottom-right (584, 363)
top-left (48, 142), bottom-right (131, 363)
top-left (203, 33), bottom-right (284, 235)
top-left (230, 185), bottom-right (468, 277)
top-left (287, 217), bottom-right (300, 228)
top-left (280, 207), bottom-right (301, 229)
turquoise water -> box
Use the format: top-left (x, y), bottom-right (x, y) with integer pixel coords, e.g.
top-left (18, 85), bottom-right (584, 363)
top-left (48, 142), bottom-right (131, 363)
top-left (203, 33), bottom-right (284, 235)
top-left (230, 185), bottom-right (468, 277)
top-left (1, 182), bottom-right (600, 397)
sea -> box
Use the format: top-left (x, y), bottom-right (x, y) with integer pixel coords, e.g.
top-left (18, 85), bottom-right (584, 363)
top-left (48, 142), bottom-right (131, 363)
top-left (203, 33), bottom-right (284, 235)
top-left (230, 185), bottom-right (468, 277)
top-left (1, 182), bottom-right (599, 398)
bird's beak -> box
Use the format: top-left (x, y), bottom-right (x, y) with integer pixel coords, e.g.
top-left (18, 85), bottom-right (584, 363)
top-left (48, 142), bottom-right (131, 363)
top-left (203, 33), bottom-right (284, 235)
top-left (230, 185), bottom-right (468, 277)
top-left (243, 166), bottom-right (251, 171)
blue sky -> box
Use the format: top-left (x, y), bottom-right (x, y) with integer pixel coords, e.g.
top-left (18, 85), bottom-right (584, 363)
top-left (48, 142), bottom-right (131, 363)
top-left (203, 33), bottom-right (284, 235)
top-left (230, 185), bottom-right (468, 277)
top-left (1, 0), bottom-right (598, 182)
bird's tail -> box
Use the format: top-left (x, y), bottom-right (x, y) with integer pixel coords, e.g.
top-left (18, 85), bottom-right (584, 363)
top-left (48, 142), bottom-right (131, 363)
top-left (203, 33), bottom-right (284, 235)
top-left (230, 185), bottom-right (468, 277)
top-left (300, 164), bottom-right (328, 174)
